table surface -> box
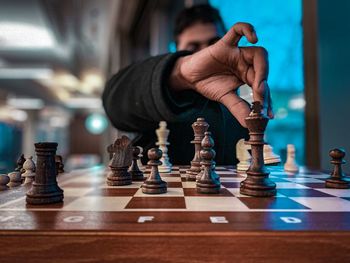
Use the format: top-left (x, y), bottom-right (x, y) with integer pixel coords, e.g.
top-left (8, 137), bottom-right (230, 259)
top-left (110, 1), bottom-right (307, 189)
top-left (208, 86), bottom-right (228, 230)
top-left (1, 165), bottom-right (350, 262)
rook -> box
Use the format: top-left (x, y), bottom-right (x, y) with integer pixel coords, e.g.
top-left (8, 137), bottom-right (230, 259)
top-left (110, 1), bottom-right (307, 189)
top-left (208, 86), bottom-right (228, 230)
top-left (26, 142), bottom-right (64, 205)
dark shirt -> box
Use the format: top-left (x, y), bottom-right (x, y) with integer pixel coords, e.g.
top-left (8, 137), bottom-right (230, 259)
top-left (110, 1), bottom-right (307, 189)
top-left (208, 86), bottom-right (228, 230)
top-left (102, 51), bottom-right (248, 165)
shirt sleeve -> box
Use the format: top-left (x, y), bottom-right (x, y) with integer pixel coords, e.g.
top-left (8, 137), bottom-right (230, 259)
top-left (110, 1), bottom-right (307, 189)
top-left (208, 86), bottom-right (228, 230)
top-left (102, 51), bottom-right (207, 132)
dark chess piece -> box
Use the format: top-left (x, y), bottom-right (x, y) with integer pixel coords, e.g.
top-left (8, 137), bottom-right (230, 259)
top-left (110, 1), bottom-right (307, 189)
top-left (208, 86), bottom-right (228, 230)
top-left (106, 136), bottom-right (133, 186)
top-left (142, 148), bottom-right (167, 194)
top-left (8, 171), bottom-right (22, 187)
top-left (240, 102), bottom-right (276, 197)
top-left (186, 118), bottom-right (209, 181)
top-left (107, 143), bottom-right (115, 160)
top-left (0, 174), bottom-right (10, 191)
top-left (26, 142), bottom-right (64, 205)
top-left (129, 146), bottom-right (144, 181)
top-left (325, 148), bottom-right (350, 189)
top-left (196, 132), bottom-right (221, 194)
top-left (55, 155), bottom-right (65, 174)
top-left (15, 154), bottom-right (26, 173)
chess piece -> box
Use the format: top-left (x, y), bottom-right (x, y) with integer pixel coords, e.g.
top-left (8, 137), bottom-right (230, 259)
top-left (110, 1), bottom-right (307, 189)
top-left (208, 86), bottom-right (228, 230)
top-left (240, 102), bottom-right (276, 197)
top-left (264, 143), bottom-right (281, 165)
top-left (156, 121), bottom-right (172, 173)
top-left (26, 142), bottom-right (64, 205)
top-left (236, 139), bottom-right (251, 172)
top-left (186, 118), bottom-right (209, 181)
top-left (107, 143), bottom-right (114, 160)
top-left (136, 146), bottom-right (145, 171)
top-left (22, 156), bottom-right (36, 184)
top-left (284, 144), bottom-right (299, 172)
top-left (129, 146), bottom-right (144, 181)
top-left (15, 153), bottom-right (25, 173)
top-left (0, 174), bottom-right (10, 191)
top-left (325, 148), bottom-right (350, 189)
top-left (7, 171), bottom-right (22, 187)
top-left (196, 132), bottom-right (221, 194)
top-left (106, 136), bottom-right (133, 186)
top-left (55, 155), bottom-right (65, 174)
top-left (142, 148), bottom-right (167, 194)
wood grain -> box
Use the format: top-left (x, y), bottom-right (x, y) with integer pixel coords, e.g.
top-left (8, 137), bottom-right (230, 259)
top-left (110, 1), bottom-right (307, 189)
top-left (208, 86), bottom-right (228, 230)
top-left (1, 231), bottom-right (350, 262)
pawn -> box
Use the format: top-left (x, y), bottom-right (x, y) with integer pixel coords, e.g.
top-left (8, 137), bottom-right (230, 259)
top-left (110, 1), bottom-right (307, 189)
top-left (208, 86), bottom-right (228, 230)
top-left (142, 148), bottom-right (167, 194)
top-left (8, 171), bottom-right (22, 187)
top-left (129, 146), bottom-right (145, 181)
top-left (0, 174), bottom-right (10, 191)
top-left (326, 148), bottom-right (350, 189)
top-left (284, 144), bottom-right (299, 173)
top-left (15, 154), bottom-right (26, 173)
top-left (196, 132), bottom-right (221, 194)
top-left (22, 156), bottom-right (36, 184)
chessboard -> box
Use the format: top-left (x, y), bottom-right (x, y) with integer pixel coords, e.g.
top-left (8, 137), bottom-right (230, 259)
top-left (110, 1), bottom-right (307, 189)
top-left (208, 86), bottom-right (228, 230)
top-left (1, 165), bottom-right (350, 262)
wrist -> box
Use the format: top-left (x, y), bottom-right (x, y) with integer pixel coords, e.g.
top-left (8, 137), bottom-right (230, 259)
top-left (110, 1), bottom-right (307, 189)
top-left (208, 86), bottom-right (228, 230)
top-left (169, 56), bottom-right (193, 92)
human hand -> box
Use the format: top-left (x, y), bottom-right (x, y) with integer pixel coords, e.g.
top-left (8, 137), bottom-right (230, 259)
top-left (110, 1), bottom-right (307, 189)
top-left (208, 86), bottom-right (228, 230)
top-left (170, 22), bottom-right (273, 127)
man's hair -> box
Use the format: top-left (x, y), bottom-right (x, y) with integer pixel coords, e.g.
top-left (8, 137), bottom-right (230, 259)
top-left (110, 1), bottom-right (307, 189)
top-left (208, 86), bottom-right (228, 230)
top-left (174, 4), bottom-right (226, 41)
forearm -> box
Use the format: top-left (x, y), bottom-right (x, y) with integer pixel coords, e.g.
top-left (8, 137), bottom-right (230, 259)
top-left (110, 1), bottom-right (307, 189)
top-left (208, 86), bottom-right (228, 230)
top-left (102, 52), bottom-right (205, 132)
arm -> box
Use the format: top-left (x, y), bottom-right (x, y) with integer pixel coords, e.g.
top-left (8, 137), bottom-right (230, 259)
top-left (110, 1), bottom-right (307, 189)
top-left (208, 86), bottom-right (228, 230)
top-left (102, 52), bottom-right (207, 132)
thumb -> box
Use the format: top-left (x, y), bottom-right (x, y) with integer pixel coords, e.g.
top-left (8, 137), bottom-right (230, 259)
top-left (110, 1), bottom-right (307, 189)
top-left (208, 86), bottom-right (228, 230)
top-left (219, 91), bottom-right (250, 127)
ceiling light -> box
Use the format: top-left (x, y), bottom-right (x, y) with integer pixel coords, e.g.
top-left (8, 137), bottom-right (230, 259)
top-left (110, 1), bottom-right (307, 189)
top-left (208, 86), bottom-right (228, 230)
top-left (0, 22), bottom-right (55, 49)
top-left (64, 97), bottom-right (102, 109)
top-left (7, 97), bottom-right (44, 109)
top-left (0, 68), bottom-right (53, 79)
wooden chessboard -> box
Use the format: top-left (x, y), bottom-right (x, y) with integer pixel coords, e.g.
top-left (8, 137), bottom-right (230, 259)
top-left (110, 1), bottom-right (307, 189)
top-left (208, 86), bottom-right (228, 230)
top-left (1, 165), bottom-right (350, 262)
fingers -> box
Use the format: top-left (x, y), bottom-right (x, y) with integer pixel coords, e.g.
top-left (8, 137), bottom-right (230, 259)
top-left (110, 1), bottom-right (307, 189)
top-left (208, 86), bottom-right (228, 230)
top-left (222, 22), bottom-right (258, 46)
top-left (219, 91), bottom-right (251, 127)
top-left (241, 47), bottom-right (273, 117)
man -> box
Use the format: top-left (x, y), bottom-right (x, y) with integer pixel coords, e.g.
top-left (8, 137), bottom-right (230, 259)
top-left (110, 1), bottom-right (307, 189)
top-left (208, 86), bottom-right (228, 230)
top-left (103, 5), bottom-right (272, 165)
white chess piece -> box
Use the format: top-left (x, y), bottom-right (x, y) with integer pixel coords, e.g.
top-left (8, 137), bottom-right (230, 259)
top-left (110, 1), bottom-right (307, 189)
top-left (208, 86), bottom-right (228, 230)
top-left (136, 146), bottom-right (145, 171)
top-left (236, 139), bottom-right (251, 172)
top-left (284, 144), bottom-right (299, 172)
top-left (264, 144), bottom-right (281, 165)
top-left (22, 156), bottom-right (36, 184)
top-left (156, 121), bottom-right (172, 173)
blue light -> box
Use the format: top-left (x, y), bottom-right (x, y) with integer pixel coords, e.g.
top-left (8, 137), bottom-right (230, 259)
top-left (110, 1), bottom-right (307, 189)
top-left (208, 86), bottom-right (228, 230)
top-left (210, 0), bottom-right (303, 92)
top-left (85, 113), bottom-right (108, 135)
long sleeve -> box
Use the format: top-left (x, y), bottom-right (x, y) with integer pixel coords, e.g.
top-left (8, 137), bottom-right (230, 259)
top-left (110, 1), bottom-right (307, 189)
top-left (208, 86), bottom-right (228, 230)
top-left (102, 52), bottom-right (206, 132)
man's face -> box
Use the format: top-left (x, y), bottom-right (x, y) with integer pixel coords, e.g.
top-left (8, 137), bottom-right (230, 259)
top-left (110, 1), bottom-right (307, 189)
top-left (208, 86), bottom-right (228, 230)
top-left (176, 22), bottom-right (223, 53)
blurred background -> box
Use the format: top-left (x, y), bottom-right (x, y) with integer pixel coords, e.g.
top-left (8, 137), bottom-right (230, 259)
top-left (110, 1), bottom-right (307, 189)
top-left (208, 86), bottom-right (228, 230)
top-left (0, 0), bottom-right (348, 172)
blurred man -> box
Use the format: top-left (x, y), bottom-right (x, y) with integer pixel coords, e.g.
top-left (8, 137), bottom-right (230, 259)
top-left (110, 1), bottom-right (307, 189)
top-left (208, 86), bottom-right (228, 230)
top-left (103, 5), bottom-right (272, 164)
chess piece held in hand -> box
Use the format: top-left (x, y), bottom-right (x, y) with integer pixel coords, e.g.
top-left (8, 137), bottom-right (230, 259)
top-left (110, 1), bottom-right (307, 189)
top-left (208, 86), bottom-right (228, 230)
top-left (325, 148), bottom-right (350, 189)
top-left (196, 132), bottom-right (221, 194)
top-left (142, 148), bottom-right (167, 194)
top-left (240, 102), bottom-right (276, 197)
top-left (107, 136), bottom-right (133, 186)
